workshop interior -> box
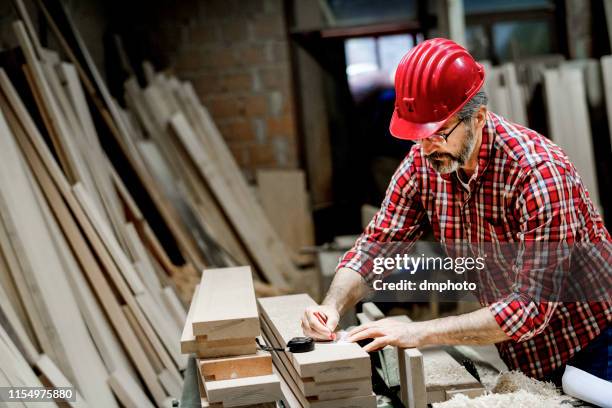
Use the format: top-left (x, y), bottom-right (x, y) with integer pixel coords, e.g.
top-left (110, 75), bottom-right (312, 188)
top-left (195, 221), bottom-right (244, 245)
top-left (0, 0), bottom-right (610, 407)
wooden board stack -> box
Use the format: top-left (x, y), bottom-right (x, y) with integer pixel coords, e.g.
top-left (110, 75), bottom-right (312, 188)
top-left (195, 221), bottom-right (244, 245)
top-left (181, 266), bottom-right (282, 407)
top-left (258, 294), bottom-right (376, 408)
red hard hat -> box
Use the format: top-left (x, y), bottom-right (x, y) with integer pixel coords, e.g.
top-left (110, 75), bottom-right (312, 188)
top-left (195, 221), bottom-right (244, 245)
top-left (389, 38), bottom-right (485, 140)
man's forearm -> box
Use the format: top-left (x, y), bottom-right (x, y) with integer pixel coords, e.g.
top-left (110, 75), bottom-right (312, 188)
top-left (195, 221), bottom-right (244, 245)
top-left (422, 307), bottom-right (510, 346)
top-left (322, 268), bottom-right (368, 315)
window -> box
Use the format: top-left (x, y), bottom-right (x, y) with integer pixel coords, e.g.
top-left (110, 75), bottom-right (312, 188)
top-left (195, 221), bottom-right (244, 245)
top-left (345, 34), bottom-right (420, 95)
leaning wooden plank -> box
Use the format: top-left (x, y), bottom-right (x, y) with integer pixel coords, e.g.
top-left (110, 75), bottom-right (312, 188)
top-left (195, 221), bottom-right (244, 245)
top-left (170, 113), bottom-right (290, 289)
top-left (108, 369), bottom-right (155, 408)
top-left (162, 286), bottom-right (187, 329)
top-left (258, 294), bottom-right (371, 383)
top-left (204, 374), bottom-right (281, 407)
top-left (35, 0), bottom-right (207, 270)
top-left (192, 266), bottom-right (260, 340)
top-left (0, 69), bottom-right (167, 406)
top-left (256, 169), bottom-right (314, 266)
top-left (0, 261), bottom-right (39, 365)
top-left (72, 184), bottom-right (146, 296)
top-left (0, 325), bottom-right (56, 408)
top-left (398, 348), bottom-right (426, 408)
top-left (36, 355), bottom-right (88, 408)
top-left (361, 302), bottom-right (384, 322)
top-left (159, 369), bottom-right (183, 398)
top-left (0, 108), bottom-right (117, 407)
top-left (135, 291), bottom-right (187, 369)
top-left (199, 351), bottom-right (272, 381)
top-left (602, 56), bottom-right (612, 148)
top-left (31, 161), bottom-right (135, 379)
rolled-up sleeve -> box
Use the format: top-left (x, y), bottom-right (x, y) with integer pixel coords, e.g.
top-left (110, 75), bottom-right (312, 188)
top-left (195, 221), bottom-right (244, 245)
top-left (489, 161), bottom-right (577, 342)
top-left (336, 149), bottom-right (427, 283)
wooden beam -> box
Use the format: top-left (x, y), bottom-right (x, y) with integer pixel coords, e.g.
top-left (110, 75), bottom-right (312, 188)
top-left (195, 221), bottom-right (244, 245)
top-left (191, 267), bottom-right (260, 340)
top-left (199, 351), bottom-right (272, 381)
top-left (203, 374), bottom-right (281, 407)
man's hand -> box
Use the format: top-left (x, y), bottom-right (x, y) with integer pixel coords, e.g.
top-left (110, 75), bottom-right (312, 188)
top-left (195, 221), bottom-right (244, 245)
top-left (301, 305), bottom-right (340, 341)
top-left (346, 318), bottom-right (426, 352)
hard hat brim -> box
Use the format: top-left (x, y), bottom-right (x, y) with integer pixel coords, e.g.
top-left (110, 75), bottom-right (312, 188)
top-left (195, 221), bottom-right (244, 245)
top-left (389, 109), bottom-right (448, 141)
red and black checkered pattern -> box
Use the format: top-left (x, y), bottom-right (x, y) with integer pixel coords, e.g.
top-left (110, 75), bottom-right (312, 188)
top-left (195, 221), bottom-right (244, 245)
top-left (337, 111), bottom-right (611, 379)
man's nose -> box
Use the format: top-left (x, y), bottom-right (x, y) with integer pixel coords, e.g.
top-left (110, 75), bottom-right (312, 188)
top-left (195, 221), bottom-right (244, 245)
top-left (420, 139), bottom-right (436, 155)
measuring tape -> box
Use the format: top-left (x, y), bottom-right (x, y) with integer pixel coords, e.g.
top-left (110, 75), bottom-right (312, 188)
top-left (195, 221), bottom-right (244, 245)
top-left (256, 336), bottom-right (315, 353)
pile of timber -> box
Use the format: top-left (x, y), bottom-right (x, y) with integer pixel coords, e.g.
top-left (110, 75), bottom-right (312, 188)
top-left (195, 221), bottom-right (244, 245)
top-left (0, 0), bottom-right (308, 406)
top-left (0, 15), bottom-right (188, 408)
top-left (259, 294), bottom-right (377, 408)
top-left (181, 266), bottom-right (281, 407)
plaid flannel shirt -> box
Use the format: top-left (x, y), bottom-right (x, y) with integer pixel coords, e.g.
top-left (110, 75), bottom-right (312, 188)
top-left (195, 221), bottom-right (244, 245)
top-left (338, 111), bottom-right (611, 378)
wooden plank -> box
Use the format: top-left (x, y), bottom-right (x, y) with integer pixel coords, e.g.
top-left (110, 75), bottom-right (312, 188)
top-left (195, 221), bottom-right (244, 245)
top-left (361, 303), bottom-right (384, 321)
top-left (0, 253), bottom-right (39, 364)
top-left (199, 351), bottom-right (273, 381)
top-left (0, 69), bottom-right (168, 405)
top-left (544, 66), bottom-right (600, 209)
top-left (36, 355), bottom-right (88, 408)
top-left (73, 184), bottom-right (146, 295)
top-left (0, 106), bottom-right (117, 407)
top-left (108, 369), bottom-right (155, 408)
top-left (204, 374), bottom-right (281, 407)
top-left (35, 0), bottom-right (207, 270)
top-left (258, 294), bottom-right (371, 383)
top-left (192, 267), bottom-right (260, 340)
top-left (398, 348), bottom-right (426, 408)
top-left (135, 291), bottom-right (187, 370)
top-left (601, 55), bottom-right (612, 151)
top-left (161, 286), bottom-right (187, 329)
top-left (260, 316), bottom-right (372, 401)
top-left (256, 169), bottom-right (315, 266)
top-left (159, 369), bottom-right (183, 398)
top-left (32, 162), bottom-right (135, 379)
top-left (170, 113), bottom-right (292, 289)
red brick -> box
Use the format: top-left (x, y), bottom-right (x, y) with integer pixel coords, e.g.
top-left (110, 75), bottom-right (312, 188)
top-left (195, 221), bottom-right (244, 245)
top-left (220, 73), bottom-right (252, 92)
top-left (236, 44), bottom-right (269, 66)
top-left (270, 41), bottom-right (289, 61)
top-left (243, 94), bottom-right (268, 116)
top-left (249, 144), bottom-right (277, 167)
top-left (259, 66), bottom-right (289, 89)
top-left (218, 119), bottom-right (256, 142)
top-left (193, 73), bottom-right (223, 95)
top-left (190, 25), bottom-right (219, 43)
top-left (227, 143), bottom-right (250, 167)
top-left (206, 96), bottom-right (244, 119)
top-left (220, 19), bottom-right (248, 43)
top-left (175, 49), bottom-right (205, 72)
top-left (207, 47), bottom-right (236, 69)
top-left (252, 14), bottom-right (285, 39)
top-left (267, 114), bottom-right (294, 136)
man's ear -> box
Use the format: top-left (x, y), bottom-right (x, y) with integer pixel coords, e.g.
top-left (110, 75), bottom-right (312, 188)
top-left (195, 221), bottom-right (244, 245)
top-left (475, 106), bottom-right (487, 130)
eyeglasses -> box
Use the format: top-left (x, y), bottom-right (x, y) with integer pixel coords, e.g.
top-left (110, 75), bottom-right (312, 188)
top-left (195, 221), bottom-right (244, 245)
top-left (416, 120), bottom-right (463, 144)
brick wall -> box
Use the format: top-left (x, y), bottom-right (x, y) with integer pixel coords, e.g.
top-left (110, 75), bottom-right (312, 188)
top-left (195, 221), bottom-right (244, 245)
top-left (158, 0), bottom-right (299, 180)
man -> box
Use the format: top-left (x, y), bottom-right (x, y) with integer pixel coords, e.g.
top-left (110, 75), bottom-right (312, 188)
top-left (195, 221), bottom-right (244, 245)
top-left (302, 38), bottom-right (611, 382)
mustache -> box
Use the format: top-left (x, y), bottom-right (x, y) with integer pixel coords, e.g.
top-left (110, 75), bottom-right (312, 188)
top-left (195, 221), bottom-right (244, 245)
top-left (425, 152), bottom-right (459, 162)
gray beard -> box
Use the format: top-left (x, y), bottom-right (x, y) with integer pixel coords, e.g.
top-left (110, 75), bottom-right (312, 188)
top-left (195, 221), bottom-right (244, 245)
top-left (425, 125), bottom-right (477, 174)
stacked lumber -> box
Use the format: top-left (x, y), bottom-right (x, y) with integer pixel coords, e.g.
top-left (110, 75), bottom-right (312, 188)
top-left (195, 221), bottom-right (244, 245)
top-left (258, 294), bottom-right (376, 408)
top-left (358, 303), bottom-right (484, 407)
top-left (181, 266), bottom-right (282, 407)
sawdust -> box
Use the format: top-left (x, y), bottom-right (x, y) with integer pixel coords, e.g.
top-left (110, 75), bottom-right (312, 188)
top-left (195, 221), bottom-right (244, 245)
top-left (433, 371), bottom-right (575, 408)
top-left (432, 390), bottom-right (573, 408)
